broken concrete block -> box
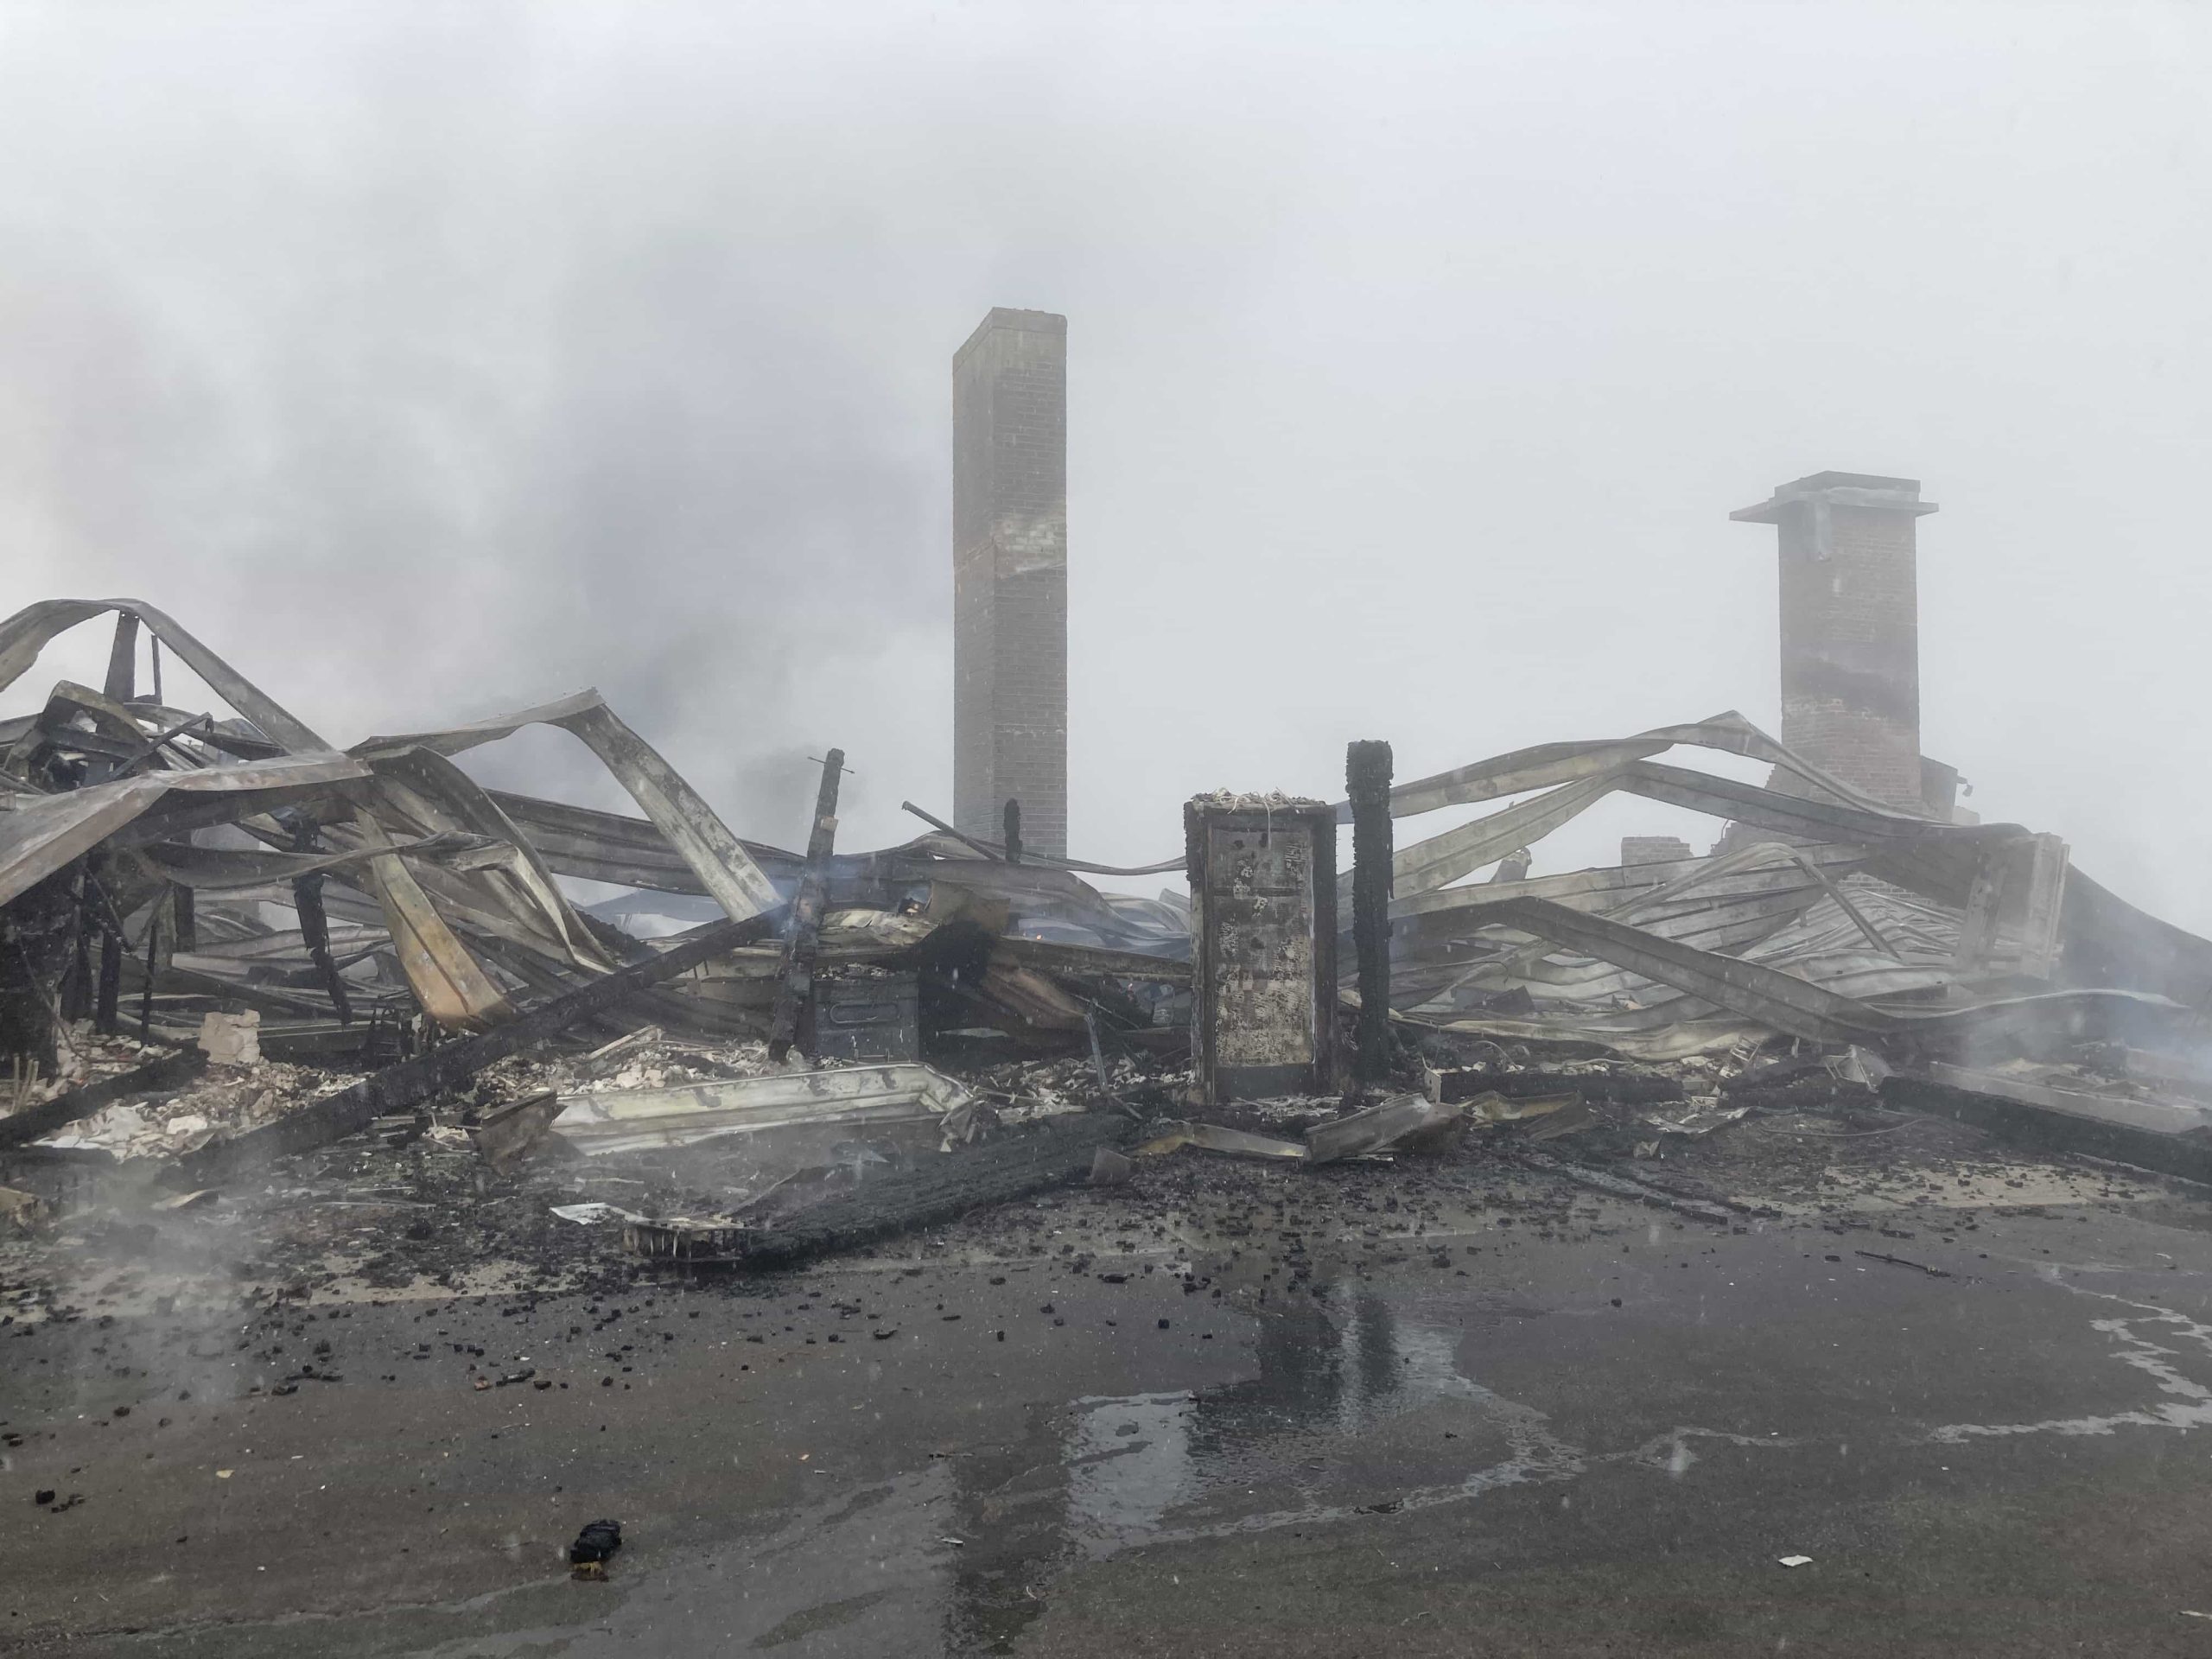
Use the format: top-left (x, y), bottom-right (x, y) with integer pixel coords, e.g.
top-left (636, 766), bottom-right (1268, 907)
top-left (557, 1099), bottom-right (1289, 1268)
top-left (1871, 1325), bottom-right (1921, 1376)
top-left (196, 1011), bottom-right (261, 1067)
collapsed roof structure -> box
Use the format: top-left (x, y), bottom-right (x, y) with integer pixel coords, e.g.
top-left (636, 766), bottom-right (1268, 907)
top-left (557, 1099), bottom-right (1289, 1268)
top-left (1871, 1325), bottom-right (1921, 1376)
top-left (0, 597), bottom-right (1183, 1077)
top-left (0, 588), bottom-right (2206, 1186)
top-left (1368, 707), bottom-right (2206, 1065)
top-left (3, 452), bottom-right (2210, 1232)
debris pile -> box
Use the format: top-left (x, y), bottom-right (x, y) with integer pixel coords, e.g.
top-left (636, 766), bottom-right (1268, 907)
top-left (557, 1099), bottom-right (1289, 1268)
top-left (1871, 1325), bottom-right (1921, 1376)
top-left (4, 598), bottom-right (2212, 1272)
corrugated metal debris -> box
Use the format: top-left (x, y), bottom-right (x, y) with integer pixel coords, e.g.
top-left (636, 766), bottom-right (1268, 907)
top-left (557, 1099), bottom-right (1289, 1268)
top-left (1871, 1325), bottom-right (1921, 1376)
top-left (3, 598), bottom-right (2210, 1266)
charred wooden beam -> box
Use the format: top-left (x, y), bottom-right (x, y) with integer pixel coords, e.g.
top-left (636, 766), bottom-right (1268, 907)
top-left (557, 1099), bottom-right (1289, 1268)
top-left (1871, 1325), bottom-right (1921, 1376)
top-left (94, 930), bottom-right (122, 1035)
top-left (987, 935), bottom-right (1190, 984)
top-left (0, 1050), bottom-right (206, 1151)
top-left (86, 847), bottom-right (124, 1036)
top-left (768, 750), bottom-right (845, 1062)
top-left (101, 614), bottom-right (138, 702)
top-left (1423, 1065), bottom-right (1688, 1106)
top-left (1347, 739), bottom-right (1394, 1085)
top-left (137, 914), bottom-right (159, 1046)
top-left (289, 819), bottom-right (353, 1026)
top-left (899, 798), bottom-right (1006, 862)
top-left (0, 868), bottom-right (78, 1071)
top-left (293, 869), bottom-right (352, 1025)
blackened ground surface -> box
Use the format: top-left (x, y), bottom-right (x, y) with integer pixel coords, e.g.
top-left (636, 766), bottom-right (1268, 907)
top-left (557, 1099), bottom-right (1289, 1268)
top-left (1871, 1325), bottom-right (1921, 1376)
top-left (8, 1119), bottom-right (2212, 1656)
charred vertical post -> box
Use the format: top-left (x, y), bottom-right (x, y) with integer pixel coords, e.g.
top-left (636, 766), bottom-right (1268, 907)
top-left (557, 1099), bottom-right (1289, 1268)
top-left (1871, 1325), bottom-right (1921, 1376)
top-left (768, 749), bottom-right (846, 1061)
top-left (289, 821), bottom-right (353, 1026)
top-left (1346, 740), bottom-right (1394, 1086)
top-left (102, 613), bottom-right (138, 702)
top-left (1185, 796), bottom-right (1338, 1105)
top-left (1002, 798), bottom-right (1023, 866)
top-left (60, 868), bottom-right (92, 1023)
top-left (294, 871), bottom-right (352, 1024)
top-left (86, 855), bottom-right (124, 1034)
top-left (1, 868), bottom-right (76, 1071)
top-left (138, 912), bottom-right (160, 1044)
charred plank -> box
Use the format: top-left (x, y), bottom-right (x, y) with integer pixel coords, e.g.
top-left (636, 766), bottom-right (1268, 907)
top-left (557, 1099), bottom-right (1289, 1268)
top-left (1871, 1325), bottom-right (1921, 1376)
top-left (0, 1050), bottom-right (207, 1151)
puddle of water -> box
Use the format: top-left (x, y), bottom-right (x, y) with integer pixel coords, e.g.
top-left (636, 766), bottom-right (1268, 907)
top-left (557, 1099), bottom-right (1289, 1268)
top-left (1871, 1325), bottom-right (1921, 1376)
top-left (1934, 1269), bottom-right (2212, 1441)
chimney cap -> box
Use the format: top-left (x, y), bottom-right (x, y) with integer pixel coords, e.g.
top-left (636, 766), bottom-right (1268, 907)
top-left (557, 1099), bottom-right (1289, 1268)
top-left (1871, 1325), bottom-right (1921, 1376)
top-left (1730, 471), bottom-right (1938, 524)
top-left (954, 308), bottom-right (1067, 366)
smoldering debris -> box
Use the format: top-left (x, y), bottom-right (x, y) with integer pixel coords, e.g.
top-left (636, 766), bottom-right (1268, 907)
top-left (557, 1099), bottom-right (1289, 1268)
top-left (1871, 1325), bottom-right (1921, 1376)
top-left (3, 596), bottom-right (2212, 1291)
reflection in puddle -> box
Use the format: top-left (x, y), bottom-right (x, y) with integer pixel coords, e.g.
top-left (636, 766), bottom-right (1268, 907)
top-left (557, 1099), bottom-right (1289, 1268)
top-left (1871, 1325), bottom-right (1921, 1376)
top-left (941, 1288), bottom-right (1541, 1648)
top-left (921, 1276), bottom-right (1793, 1649)
top-left (1063, 1293), bottom-right (1510, 1554)
top-left (1065, 1391), bottom-right (1195, 1548)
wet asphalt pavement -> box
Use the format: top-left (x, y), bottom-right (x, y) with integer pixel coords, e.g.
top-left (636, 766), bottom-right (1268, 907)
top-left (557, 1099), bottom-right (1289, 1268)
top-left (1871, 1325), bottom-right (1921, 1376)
top-left (9, 1146), bottom-right (2212, 1656)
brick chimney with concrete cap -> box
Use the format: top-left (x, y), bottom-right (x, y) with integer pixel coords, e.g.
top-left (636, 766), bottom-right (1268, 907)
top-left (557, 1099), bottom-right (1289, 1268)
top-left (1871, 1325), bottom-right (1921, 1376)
top-left (953, 308), bottom-right (1067, 859)
top-left (1731, 471), bottom-right (1938, 810)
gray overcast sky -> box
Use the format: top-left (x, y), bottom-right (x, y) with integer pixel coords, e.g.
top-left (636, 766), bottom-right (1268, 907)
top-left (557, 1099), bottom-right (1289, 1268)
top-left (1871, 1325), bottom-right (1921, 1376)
top-left (3, 3), bottom-right (2208, 928)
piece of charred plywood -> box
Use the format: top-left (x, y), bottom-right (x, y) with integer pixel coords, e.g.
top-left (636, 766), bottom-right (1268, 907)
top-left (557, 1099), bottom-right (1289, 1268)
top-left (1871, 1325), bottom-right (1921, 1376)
top-left (1185, 799), bottom-right (1338, 1103)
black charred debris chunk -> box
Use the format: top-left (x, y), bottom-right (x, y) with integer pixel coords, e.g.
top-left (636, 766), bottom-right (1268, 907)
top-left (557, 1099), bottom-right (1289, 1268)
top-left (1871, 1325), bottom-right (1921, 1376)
top-left (569, 1518), bottom-right (622, 1565)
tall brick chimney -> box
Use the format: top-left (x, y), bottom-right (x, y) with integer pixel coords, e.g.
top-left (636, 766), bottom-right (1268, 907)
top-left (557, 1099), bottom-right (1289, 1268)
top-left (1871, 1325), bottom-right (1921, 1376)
top-left (1731, 471), bottom-right (1938, 810)
top-left (953, 308), bottom-right (1067, 859)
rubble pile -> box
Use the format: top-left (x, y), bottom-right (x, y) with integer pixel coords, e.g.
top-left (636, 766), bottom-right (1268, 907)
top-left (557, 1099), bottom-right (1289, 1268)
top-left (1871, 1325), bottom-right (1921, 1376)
top-left (3, 596), bottom-right (2212, 1284)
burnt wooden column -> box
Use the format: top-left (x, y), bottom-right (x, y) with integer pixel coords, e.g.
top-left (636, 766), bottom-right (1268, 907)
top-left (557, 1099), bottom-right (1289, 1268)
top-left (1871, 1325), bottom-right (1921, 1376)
top-left (1185, 797), bottom-right (1338, 1104)
top-left (289, 817), bottom-right (353, 1026)
top-left (102, 613), bottom-right (138, 702)
top-left (769, 749), bottom-right (846, 1061)
top-left (1, 868), bottom-right (77, 1070)
top-left (1345, 741), bottom-right (1394, 1086)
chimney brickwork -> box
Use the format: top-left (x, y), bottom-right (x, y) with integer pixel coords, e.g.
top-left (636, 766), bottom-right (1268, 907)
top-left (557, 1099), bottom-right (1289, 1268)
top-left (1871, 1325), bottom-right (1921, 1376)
top-left (1731, 471), bottom-right (1937, 811)
top-left (1621, 836), bottom-right (1694, 867)
top-left (953, 308), bottom-right (1068, 859)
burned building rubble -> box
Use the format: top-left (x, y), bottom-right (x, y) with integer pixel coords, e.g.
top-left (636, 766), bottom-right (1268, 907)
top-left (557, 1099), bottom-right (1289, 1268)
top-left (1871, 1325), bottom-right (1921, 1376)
top-left (3, 571), bottom-right (2209, 1275)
